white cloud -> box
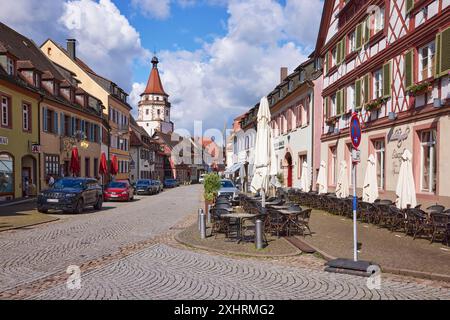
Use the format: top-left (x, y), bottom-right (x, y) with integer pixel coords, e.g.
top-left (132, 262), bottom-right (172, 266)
top-left (129, 82), bottom-right (146, 118)
top-left (131, 0), bottom-right (171, 20)
top-left (0, 0), bottom-right (150, 92)
top-left (145, 0), bottom-right (318, 132)
top-left (61, 0), bottom-right (150, 89)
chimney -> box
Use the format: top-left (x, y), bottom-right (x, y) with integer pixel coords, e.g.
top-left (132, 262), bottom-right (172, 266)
top-left (280, 67), bottom-right (288, 83)
top-left (67, 39), bottom-right (76, 61)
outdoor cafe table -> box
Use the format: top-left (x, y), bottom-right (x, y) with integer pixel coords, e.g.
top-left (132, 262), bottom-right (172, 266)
top-left (220, 213), bottom-right (257, 243)
top-left (278, 209), bottom-right (303, 236)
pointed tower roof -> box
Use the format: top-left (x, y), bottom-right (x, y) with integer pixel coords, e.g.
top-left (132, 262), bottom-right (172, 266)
top-left (142, 56), bottom-right (168, 96)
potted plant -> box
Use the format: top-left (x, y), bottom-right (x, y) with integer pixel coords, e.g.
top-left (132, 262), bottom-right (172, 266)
top-left (276, 172), bottom-right (284, 186)
top-left (364, 97), bottom-right (387, 112)
top-left (325, 116), bottom-right (338, 126)
top-left (203, 173), bottom-right (221, 214)
top-left (408, 81), bottom-right (432, 96)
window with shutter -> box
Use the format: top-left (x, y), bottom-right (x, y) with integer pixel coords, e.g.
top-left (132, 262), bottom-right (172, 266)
top-left (436, 27), bottom-right (450, 77)
top-left (356, 23), bottom-right (363, 50)
top-left (60, 113), bottom-right (65, 136)
top-left (324, 52), bottom-right (329, 74)
top-left (43, 107), bottom-right (48, 132)
top-left (324, 97), bottom-right (329, 119)
top-left (54, 112), bottom-right (59, 134)
top-left (336, 44), bottom-right (342, 66)
top-left (355, 79), bottom-right (362, 109)
top-left (336, 90), bottom-right (342, 116)
top-left (405, 49), bottom-right (415, 89)
top-left (363, 74), bottom-right (370, 103)
top-left (363, 17), bottom-right (370, 46)
top-left (383, 61), bottom-right (392, 98)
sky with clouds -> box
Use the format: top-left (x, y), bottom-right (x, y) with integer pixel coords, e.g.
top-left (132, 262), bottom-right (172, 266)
top-left (0, 0), bottom-right (323, 133)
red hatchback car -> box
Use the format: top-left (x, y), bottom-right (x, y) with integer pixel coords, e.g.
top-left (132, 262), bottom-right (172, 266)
top-left (103, 181), bottom-right (134, 202)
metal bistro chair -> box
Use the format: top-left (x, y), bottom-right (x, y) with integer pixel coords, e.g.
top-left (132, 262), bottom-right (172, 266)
top-left (266, 208), bottom-right (286, 238)
top-left (430, 213), bottom-right (450, 245)
top-left (426, 205), bottom-right (446, 214)
top-left (389, 206), bottom-right (406, 232)
top-left (288, 209), bottom-right (312, 237)
top-left (407, 209), bottom-right (432, 240)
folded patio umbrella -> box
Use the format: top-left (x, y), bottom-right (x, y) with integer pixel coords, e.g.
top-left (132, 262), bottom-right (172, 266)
top-left (70, 147), bottom-right (80, 177)
top-left (363, 154), bottom-right (379, 203)
top-left (99, 152), bottom-right (108, 176)
top-left (250, 96), bottom-right (277, 205)
top-left (316, 160), bottom-right (328, 194)
top-left (395, 149), bottom-right (417, 209)
top-left (335, 160), bottom-right (349, 198)
top-left (299, 161), bottom-right (311, 192)
top-left (110, 155), bottom-right (119, 176)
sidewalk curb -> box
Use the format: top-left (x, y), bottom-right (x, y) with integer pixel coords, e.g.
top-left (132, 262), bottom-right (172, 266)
top-left (174, 231), bottom-right (303, 259)
top-left (0, 198), bottom-right (36, 208)
top-left (0, 217), bottom-right (59, 233)
top-left (300, 237), bottom-right (450, 283)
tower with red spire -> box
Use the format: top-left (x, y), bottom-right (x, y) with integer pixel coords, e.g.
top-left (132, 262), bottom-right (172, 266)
top-left (137, 56), bottom-right (174, 136)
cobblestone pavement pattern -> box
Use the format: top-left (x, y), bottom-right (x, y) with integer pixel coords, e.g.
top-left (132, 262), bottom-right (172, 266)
top-left (33, 244), bottom-right (450, 300)
top-left (0, 185), bottom-right (202, 292)
top-left (1, 185), bottom-right (450, 300)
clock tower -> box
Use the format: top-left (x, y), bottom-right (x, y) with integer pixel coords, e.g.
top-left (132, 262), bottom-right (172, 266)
top-left (137, 56), bottom-right (174, 136)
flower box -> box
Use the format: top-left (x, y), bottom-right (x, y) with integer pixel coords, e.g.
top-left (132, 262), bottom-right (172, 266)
top-left (408, 82), bottom-right (432, 96)
top-left (325, 116), bottom-right (339, 126)
top-left (364, 97), bottom-right (387, 112)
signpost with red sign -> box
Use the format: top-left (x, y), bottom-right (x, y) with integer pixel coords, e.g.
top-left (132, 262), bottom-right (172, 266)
top-left (349, 112), bottom-right (361, 262)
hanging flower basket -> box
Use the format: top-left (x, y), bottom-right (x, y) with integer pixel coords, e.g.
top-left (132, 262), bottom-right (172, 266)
top-left (364, 97), bottom-right (388, 112)
top-left (408, 82), bottom-right (432, 96)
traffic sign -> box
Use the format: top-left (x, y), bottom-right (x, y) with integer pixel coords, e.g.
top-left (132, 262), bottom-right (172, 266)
top-left (350, 113), bottom-right (361, 149)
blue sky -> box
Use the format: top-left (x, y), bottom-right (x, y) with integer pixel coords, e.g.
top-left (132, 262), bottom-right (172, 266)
top-left (0, 0), bottom-right (323, 132)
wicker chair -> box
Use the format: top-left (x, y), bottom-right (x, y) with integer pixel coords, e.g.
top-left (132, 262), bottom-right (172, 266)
top-left (430, 213), bottom-right (449, 245)
top-left (426, 205), bottom-right (445, 214)
top-left (388, 206), bottom-right (406, 232)
top-left (406, 209), bottom-right (432, 240)
top-left (266, 209), bottom-right (286, 238)
top-left (241, 214), bottom-right (269, 244)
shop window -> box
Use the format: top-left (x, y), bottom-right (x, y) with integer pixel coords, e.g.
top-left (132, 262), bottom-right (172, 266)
top-left (419, 129), bottom-right (437, 193)
top-left (85, 158), bottom-right (90, 177)
top-left (330, 146), bottom-right (337, 185)
top-left (0, 153), bottom-right (14, 194)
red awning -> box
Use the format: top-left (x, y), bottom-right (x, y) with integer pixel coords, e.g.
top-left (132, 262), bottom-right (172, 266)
top-left (70, 147), bottom-right (80, 176)
top-left (99, 152), bottom-right (108, 175)
top-left (110, 155), bottom-right (119, 176)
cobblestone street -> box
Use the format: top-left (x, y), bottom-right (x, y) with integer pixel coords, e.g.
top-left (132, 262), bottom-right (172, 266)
top-left (1, 185), bottom-right (450, 300)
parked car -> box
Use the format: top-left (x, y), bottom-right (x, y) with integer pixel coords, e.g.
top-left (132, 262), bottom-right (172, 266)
top-left (164, 178), bottom-right (179, 188)
top-left (37, 178), bottom-right (103, 214)
top-left (103, 181), bottom-right (134, 202)
top-left (199, 174), bottom-right (206, 184)
top-left (152, 180), bottom-right (164, 193)
top-left (218, 179), bottom-right (239, 200)
top-left (135, 179), bottom-right (157, 195)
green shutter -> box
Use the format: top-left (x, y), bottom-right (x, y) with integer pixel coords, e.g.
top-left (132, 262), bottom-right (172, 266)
top-left (343, 87), bottom-right (347, 113)
top-left (340, 38), bottom-right (346, 64)
top-left (406, 0), bottom-right (414, 14)
top-left (383, 60), bottom-right (392, 98)
top-left (324, 52), bottom-right (329, 74)
top-left (363, 17), bottom-right (370, 46)
top-left (43, 107), bottom-right (48, 132)
top-left (435, 33), bottom-right (442, 78)
top-left (324, 97), bottom-right (329, 118)
top-left (436, 27), bottom-right (450, 77)
top-left (363, 73), bottom-right (370, 103)
top-left (405, 49), bottom-right (414, 90)
top-left (355, 79), bottom-right (362, 109)
top-left (356, 23), bottom-right (363, 50)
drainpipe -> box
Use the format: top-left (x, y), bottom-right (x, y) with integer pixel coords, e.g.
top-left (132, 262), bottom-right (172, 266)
top-left (307, 82), bottom-right (315, 191)
top-left (37, 94), bottom-right (44, 193)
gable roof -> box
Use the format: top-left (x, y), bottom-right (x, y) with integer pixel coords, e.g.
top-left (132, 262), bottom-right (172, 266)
top-left (0, 23), bottom-right (65, 81)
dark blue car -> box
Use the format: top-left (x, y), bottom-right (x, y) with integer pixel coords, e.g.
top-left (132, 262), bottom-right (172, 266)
top-left (164, 178), bottom-right (179, 188)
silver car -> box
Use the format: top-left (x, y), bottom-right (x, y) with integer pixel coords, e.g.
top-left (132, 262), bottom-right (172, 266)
top-left (218, 179), bottom-right (239, 200)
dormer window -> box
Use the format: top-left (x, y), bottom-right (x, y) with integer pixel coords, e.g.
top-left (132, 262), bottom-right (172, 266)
top-left (54, 82), bottom-right (59, 96)
top-left (288, 80), bottom-right (294, 92)
top-left (6, 58), bottom-right (15, 76)
top-left (34, 73), bottom-right (40, 88)
top-left (299, 70), bottom-right (305, 83)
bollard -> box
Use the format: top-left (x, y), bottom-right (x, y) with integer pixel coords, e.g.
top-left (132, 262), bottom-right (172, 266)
top-left (200, 212), bottom-right (206, 239)
top-left (198, 208), bottom-right (203, 232)
top-left (207, 204), bottom-right (212, 224)
top-left (255, 219), bottom-right (264, 250)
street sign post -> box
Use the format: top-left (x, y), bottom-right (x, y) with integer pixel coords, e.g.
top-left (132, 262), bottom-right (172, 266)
top-left (350, 113), bottom-right (361, 262)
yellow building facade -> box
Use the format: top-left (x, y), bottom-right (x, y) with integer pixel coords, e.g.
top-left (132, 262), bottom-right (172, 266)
top-left (0, 79), bottom-right (40, 200)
